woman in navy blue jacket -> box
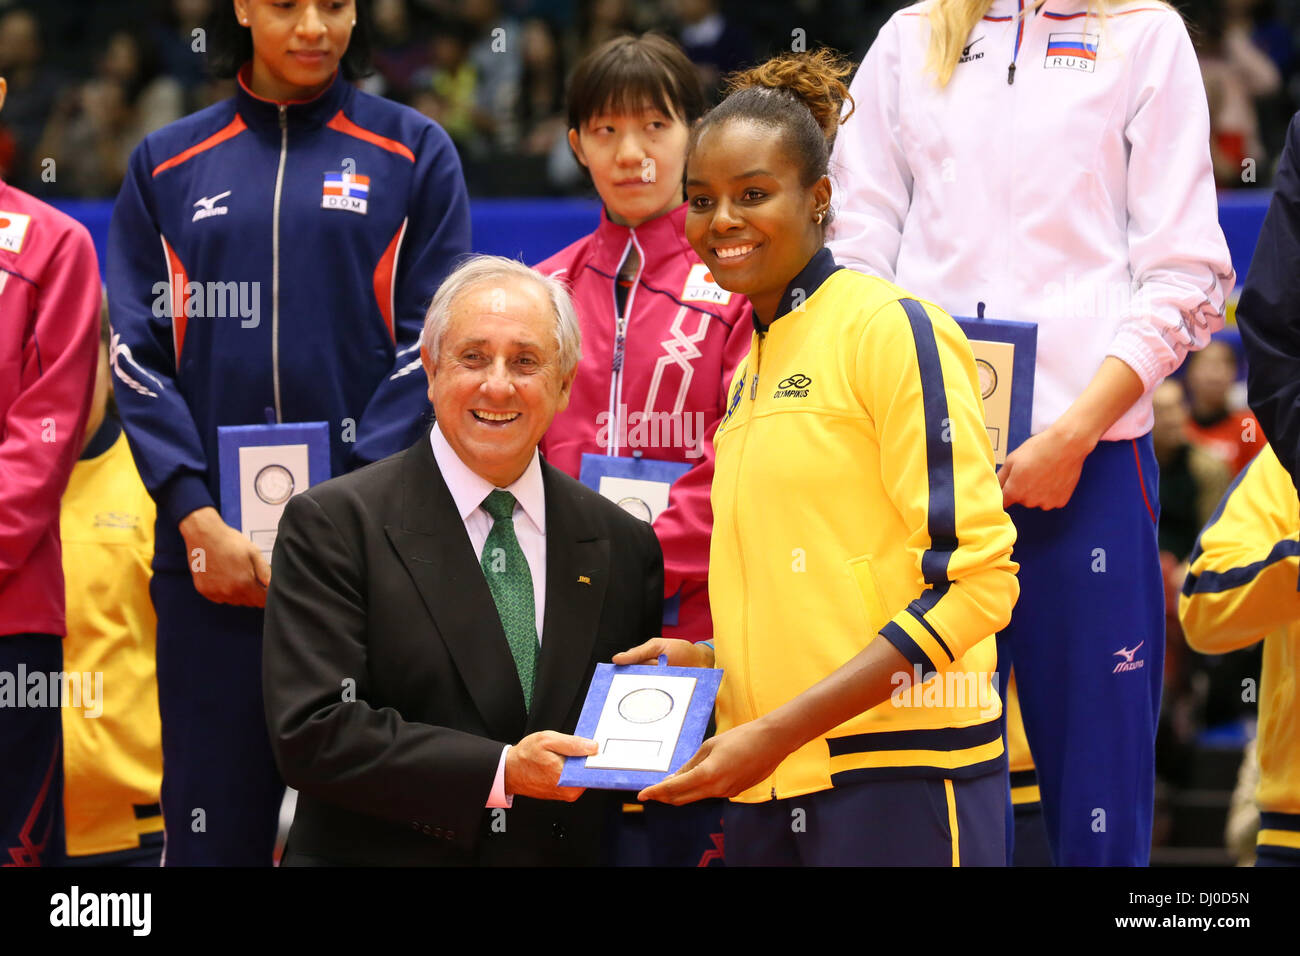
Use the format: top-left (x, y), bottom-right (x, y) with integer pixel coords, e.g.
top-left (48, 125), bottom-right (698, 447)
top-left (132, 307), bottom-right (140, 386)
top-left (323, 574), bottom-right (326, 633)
top-left (106, 0), bottom-right (471, 865)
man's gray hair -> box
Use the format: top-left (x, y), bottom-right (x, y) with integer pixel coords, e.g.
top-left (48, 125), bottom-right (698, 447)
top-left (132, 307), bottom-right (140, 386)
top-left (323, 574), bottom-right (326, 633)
top-left (420, 255), bottom-right (581, 377)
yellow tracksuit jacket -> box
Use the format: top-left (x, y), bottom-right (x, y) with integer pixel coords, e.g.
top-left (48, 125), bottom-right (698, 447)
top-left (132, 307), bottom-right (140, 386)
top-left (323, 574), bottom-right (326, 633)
top-left (710, 252), bottom-right (1020, 802)
top-left (1179, 443), bottom-right (1300, 856)
top-left (60, 422), bottom-right (164, 856)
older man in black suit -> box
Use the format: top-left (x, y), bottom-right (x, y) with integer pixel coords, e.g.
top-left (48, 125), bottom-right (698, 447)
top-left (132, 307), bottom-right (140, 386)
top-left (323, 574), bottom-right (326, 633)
top-left (263, 255), bottom-right (663, 865)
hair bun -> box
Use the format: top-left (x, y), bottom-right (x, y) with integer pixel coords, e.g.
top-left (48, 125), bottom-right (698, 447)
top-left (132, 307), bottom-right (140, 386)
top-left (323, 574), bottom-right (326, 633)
top-left (723, 50), bottom-right (856, 142)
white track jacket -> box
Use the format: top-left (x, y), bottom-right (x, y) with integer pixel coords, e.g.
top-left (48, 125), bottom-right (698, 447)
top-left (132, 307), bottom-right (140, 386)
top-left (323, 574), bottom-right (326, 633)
top-left (827, 0), bottom-right (1235, 439)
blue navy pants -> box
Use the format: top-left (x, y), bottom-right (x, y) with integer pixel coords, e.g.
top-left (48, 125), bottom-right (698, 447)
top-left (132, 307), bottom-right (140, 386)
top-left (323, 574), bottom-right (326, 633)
top-left (0, 634), bottom-right (64, 866)
top-left (151, 570), bottom-right (283, 865)
top-left (609, 801), bottom-right (727, 866)
top-left (722, 774), bottom-right (1005, 866)
top-left (1001, 436), bottom-right (1164, 866)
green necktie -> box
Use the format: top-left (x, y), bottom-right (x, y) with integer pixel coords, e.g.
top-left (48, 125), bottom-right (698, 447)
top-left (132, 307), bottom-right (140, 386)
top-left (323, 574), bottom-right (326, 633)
top-left (480, 489), bottom-right (539, 710)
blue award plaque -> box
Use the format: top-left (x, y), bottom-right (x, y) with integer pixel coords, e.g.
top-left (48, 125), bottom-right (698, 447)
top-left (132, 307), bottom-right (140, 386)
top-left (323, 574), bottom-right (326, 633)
top-left (558, 655), bottom-right (722, 791)
top-left (217, 422), bottom-right (331, 560)
top-left (953, 315), bottom-right (1037, 465)
top-left (578, 453), bottom-right (692, 626)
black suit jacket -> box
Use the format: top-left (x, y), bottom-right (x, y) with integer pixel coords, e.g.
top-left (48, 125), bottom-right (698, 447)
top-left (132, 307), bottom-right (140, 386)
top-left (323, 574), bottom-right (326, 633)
top-left (1239, 111), bottom-right (1300, 496)
top-left (262, 431), bottom-right (664, 865)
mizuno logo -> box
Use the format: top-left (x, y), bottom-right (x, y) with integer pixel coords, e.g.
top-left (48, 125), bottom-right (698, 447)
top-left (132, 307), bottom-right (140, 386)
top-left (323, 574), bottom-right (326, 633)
top-left (192, 191), bottom-right (231, 221)
top-left (960, 36), bottom-right (985, 63)
top-left (774, 373), bottom-right (811, 399)
top-left (1113, 641), bottom-right (1145, 673)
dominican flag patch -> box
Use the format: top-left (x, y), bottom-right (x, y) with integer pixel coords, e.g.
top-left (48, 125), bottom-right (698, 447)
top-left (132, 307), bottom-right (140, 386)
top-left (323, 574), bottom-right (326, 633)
top-left (1045, 32), bottom-right (1099, 72)
top-left (321, 172), bottom-right (370, 214)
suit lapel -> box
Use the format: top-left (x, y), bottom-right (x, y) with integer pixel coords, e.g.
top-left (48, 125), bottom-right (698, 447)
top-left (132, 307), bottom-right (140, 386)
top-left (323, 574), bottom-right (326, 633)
top-left (527, 462), bottom-right (609, 735)
top-left (384, 436), bottom-right (527, 741)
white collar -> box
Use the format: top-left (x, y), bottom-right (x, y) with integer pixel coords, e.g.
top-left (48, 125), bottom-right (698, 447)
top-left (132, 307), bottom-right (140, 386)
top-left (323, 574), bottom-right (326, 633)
top-left (429, 422), bottom-right (546, 534)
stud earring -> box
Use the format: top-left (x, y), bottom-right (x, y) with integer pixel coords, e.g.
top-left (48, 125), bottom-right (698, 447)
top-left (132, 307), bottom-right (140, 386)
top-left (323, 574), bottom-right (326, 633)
top-left (815, 210), bottom-right (825, 225)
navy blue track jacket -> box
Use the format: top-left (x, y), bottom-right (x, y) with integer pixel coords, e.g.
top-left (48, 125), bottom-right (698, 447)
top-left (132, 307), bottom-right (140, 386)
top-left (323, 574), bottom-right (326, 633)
top-left (1238, 111), bottom-right (1300, 497)
top-left (107, 67), bottom-right (470, 570)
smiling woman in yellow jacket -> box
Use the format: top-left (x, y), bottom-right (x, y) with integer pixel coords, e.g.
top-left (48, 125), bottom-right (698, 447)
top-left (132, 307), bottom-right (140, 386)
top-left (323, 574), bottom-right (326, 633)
top-left (618, 52), bottom-right (1019, 866)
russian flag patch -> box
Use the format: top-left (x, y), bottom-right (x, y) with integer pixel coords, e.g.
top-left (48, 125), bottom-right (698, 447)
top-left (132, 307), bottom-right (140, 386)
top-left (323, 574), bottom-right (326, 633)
top-left (322, 172), bottom-right (370, 214)
top-left (1045, 32), bottom-right (1099, 72)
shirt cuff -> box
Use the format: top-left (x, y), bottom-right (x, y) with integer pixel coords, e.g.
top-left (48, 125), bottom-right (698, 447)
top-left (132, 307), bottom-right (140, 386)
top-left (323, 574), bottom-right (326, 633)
top-left (1105, 327), bottom-right (1168, 394)
top-left (159, 472), bottom-right (217, 528)
top-left (486, 745), bottom-right (514, 809)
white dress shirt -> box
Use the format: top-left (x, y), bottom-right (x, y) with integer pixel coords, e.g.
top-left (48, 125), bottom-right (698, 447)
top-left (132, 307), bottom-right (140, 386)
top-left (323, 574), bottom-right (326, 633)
top-left (429, 423), bottom-right (547, 809)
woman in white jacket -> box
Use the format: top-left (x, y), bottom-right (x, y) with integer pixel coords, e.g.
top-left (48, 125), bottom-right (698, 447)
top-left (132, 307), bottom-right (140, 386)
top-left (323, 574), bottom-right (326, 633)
top-left (827, 0), bottom-right (1235, 866)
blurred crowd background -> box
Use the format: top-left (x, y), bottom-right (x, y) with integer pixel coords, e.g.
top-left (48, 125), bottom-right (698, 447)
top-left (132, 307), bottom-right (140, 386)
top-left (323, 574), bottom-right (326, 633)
top-left (3, 0), bottom-right (1300, 199)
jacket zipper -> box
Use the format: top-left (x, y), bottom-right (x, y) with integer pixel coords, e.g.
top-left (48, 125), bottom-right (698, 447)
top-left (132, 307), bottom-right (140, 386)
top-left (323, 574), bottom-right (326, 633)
top-left (271, 104), bottom-right (288, 423)
top-left (1005, 7), bottom-right (1025, 301)
top-left (606, 235), bottom-right (644, 456)
top-left (1007, 0), bottom-right (1026, 84)
top-left (735, 330), bottom-right (765, 733)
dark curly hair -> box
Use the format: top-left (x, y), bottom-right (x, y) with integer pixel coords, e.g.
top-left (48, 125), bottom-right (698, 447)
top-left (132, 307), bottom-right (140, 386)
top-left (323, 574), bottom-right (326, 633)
top-left (690, 49), bottom-right (856, 189)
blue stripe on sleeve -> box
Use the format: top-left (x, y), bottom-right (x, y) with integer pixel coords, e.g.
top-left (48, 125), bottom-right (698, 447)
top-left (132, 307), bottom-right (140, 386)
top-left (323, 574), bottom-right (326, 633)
top-left (1183, 538), bottom-right (1300, 596)
top-left (907, 601), bottom-right (955, 662)
top-left (911, 589), bottom-right (942, 615)
top-left (1260, 811), bottom-right (1300, 833)
top-left (899, 298), bottom-right (958, 593)
top-left (881, 620), bottom-right (938, 675)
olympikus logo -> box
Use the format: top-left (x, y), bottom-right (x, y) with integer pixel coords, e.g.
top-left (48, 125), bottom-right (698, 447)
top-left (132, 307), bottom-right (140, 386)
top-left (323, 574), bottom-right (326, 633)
top-left (1113, 641), bottom-right (1145, 673)
top-left (774, 373), bottom-right (811, 399)
top-left (192, 190), bottom-right (231, 221)
top-left (92, 511), bottom-right (143, 531)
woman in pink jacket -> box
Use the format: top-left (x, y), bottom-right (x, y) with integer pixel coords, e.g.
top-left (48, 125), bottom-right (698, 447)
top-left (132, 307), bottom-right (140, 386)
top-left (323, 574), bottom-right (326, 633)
top-left (0, 74), bottom-right (102, 866)
top-left (534, 33), bottom-right (751, 866)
